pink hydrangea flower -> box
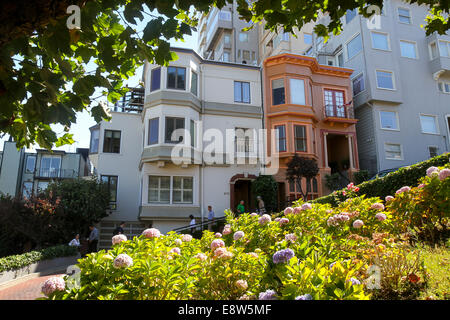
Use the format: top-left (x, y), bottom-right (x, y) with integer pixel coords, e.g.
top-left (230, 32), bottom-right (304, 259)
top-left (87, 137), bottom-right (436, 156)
top-left (279, 218), bottom-right (289, 226)
top-left (439, 168), bottom-right (450, 181)
top-left (222, 227), bottom-right (232, 235)
top-left (375, 213), bottom-right (387, 221)
top-left (247, 252), bottom-right (259, 258)
top-left (250, 212), bottom-right (258, 217)
top-left (293, 207), bottom-right (302, 214)
top-left (418, 183), bottom-right (425, 188)
top-left (285, 233), bottom-right (298, 242)
top-left (214, 232), bottom-right (222, 238)
top-left (353, 219), bottom-right (364, 229)
top-left (233, 231), bottom-right (245, 241)
top-left (258, 214), bottom-right (272, 225)
top-left (396, 186), bottom-right (411, 194)
top-left (142, 228), bottom-right (161, 239)
top-left (170, 247), bottom-right (181, 255)
top-left (426, 166), bottom-right (440, 177)
top-left (274, 217), bottom-right (281, 222)
top-left (385, 195), bottom-right (394, 202)
top-left (195, 253), bottom-right (207, 261)
top-left (213, 247), bottom-right (227, 258)
top-left (220, 251), bottom-right (234, 260)
top-left (112, 234), bottom-right (127, 245)
top-left (174, 238), bottom-right (182, 246)
top-left (113, 254), bottom-right (133, 269)
top-left (370, 203), bottom-right (385, 211)
top-left (182, 234), bottom-right (193, 242)
top-left (284, 207), bottom-right (294, 215)
top-left (235, 280), bottom-right (248, 290)
top-left (41, 276), bottom-right (65, 296)
top-left (211, 239), bottom-right (225, 250)
top-left (301, 203), bottom-right (312, 211)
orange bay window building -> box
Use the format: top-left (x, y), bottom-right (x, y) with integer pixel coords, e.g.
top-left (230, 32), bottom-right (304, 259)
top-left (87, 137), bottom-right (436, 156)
top-left (263, 54), bottom-right (359, 205)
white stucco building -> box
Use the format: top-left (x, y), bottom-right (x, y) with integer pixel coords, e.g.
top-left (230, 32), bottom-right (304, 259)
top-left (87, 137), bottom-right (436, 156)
top-left (89, 48), bottom-right (263, 248)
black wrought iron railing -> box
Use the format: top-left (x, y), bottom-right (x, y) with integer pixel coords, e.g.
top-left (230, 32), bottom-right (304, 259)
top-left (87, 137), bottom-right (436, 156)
top-left (324, 103), bottom-right (354, 119)
top-left (113, 87), bottom-right (144, 113)
top-left (172, 217), bottom-right (227, 238)
top-left (35, 168), bottom-right (78, 179)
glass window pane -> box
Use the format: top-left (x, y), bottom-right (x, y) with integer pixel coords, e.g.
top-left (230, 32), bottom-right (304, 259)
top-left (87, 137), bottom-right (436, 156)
top-left (26, 156), bottom-right (36, 173)
top-left (191, 72), bottom-right (198, 95)
top-left (173, 176), bottom-right (182, 189)
top-left (439, 41), bottom-right (450, 57)
top-left (151, 68), bottom-right (161, 91)
top-left (149, 176), bottom-right (159, 188)
top-left (347, 34), bottom-right (362, 59)
top-left (371, 32), bottom-right (389, 50)
top-left (167, 67), bottom-right (176, 88)
top-left (161, 176), bottom-right (170, 189)
top-left (184, 177), bottom-right (193, 189)
top-left (352, 74), bottom-right (365, 95)
top-left (160, 190), bottom-right (170, 202)
top-left (376, 71), bottom-right (394, 89)
top-left (149, 118), bottom-right (159, 145)
top-left (242, 82), bottom-right (250, 103)
top-left (234, 82), bottom-right (242, 102)
top-left (420, 115), bottom-right (437, 133)
top-left (400, 41), bottom-right (416, 58)
top-left (304, 33), bottom-right (312, 45)
top-left (272, 79), bottom-right (285, 105)
top-left (398, 8), bottom-right (411, 23)
top-left (290, 79), bottom-right (305, 105)
top-left (380, 111), bottom-right (398, 129)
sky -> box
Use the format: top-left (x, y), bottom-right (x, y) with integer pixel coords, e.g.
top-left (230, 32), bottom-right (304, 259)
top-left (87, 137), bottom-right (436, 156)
top-left (1, 12), bottom-right (199, 153)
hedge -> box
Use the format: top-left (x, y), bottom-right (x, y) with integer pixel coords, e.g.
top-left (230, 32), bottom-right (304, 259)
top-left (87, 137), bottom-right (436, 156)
top-left (0, 245), bottom-right (78, 273)
top-left (313, 152), bottom-right (450, 206)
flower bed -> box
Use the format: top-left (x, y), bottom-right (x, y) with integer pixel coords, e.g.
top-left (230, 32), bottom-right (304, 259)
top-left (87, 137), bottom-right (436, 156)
top-left (42, 165), bottom-right (449, 300)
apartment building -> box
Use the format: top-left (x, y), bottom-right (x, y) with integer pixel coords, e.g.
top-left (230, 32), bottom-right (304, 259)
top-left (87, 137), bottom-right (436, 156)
top-left (307, 0), bottom-right (450, 174)
top-left (264, 53), bottom-right (358, 203)
top-left (0, 140), bottom-right (89, 198)
top-left (89, 48), bottom-right (263, 246)
top-left (197, 1), bottom-right (259, 65)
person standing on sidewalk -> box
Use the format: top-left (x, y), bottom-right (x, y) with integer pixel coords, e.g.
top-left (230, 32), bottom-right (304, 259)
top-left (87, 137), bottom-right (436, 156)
top-left (257, 196), bottom-right (266, 215)
top-left (113, 221), bottom-right (125, 236)
top-left (207, 206), bottom-right (215, 231)
top-left (236, 200), bottom-right (245, 217)
top-left (88, 225), bottom-right (99, 253)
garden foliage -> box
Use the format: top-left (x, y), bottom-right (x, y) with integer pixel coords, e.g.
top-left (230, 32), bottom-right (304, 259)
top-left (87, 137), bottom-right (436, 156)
top-left (43, 165), bottom-right (449, 300)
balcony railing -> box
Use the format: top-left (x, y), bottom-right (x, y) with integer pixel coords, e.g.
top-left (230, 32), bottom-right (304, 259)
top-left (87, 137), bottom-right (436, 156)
top-left (324, 103), bottom-right (354, 119)
top-left (35, 168), bottom-right (78, 179)
top-left (112, 87), bottom-right (144, 113)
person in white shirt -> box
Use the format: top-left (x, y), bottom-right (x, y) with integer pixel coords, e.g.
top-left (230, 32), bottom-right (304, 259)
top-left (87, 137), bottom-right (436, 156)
top-left (189, 215), bottom-right (196, 234)
top-left (68, 234), bottom-right (80, 247)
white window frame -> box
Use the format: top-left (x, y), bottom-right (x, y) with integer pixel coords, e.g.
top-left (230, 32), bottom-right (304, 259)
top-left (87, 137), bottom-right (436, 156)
top-left (25, 155), bottom-right (36, 173)
top-left (438, 81), bottom-right (450, 94)
top-left (399, 40), bottom-right (418, 59)
top-left (428, 41), bottom-right (438, 60)
top-left (379, 110), bottom-right (400, 131)
top-left (397, 7), bottom-right (412, 25)
top-left (148, 175), bottom-right (194, 205)
top-left (375, 69), bottom-right (396, 90)
top-left (438, 40), bottom-right (450, 57)
top-left (384, 143), bottom-right (404, 160)
top-left (370, 31), bottom-right (391, 51)
top-left (148, 175), bottom-right (171, 204)
top-left (346, 33), bottom-right (362, 61)
top-left (172, 176), bottom-right (194, 204)
top-left (239, 32), bottom-right (249, 42)
top-left (428, 145), bottom-right (439, 158)
top-left (419, 114), bottom-right (440, 135)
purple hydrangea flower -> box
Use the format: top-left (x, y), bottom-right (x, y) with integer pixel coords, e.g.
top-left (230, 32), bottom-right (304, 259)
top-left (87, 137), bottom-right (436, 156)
top-left (273, 248), bottom-right (295, 264)
top-left (295, 294), bottom-right (313, 300)
top-left (259, 289), bottom-right (278, 300)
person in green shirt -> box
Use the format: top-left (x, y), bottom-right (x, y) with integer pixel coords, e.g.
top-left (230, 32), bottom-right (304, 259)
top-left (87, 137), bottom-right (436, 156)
top-left (236, 200), bottom-right (245, 216)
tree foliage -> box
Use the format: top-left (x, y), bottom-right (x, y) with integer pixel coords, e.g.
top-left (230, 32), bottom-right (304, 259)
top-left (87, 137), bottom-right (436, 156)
top-left (0, 0), bottom-right (448, 149)
top-left (286, 154), bottom-right (319, 201)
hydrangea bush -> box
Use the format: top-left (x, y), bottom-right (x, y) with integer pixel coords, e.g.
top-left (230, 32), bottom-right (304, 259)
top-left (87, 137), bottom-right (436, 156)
top-left (43, 166), bottom-right (449, 300)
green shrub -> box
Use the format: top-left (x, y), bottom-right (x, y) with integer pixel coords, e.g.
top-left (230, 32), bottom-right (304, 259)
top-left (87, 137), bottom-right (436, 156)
top-left (0, 245), bottom-right (78, 272)
top-left (354, 170), bottom-right (370, 185)
top-left (313, 153), bottom-right (450, 206)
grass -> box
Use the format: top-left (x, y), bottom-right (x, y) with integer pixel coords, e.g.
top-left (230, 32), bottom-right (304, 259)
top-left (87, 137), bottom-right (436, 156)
top-left (413, 243), bottom-right (450, 300)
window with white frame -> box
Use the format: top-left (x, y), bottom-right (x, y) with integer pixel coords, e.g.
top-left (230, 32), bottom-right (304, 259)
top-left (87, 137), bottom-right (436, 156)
top-left (380, 111), bottom-right (399, 130)
top-left (429, 146), bottom-right (439, 158)
top-left (25, 155), bottom-right (36, 173)
top-left (385, 143), bottom-right (402, 160)
top-left (337, 52), bottom-right (344, 67)
top-left (89, 128), bottom-right (99, 153)
top-left (103, 130), bottom-right (121, 153)
top-left (191, 71), bottom-right (198, 96)
top-left (167, 66), bottom-right (186, 90)
top-left (420, 115), bottom-right (439, 134)
top-left (218, 10), bottom-right (231, 21)
top-left (439, 40), bottom-right (450, 57)
top-left (400, 40), bottom-right (417, 58)
top-left (347, 34), bottom-right (362, 60)
top-left (148, 118), bottom-right (159, 145)
top-left (148, 176), bottom-right (170, 203)
top-left (40, 156), bottom-right (61, 178)
top-left (222, 51), bottom-right (230, 62)
top-left (234, 81), bottom-right (251, 103)
top-left (429, 41), bottom-right (438, 60)
top-left (224, 34), bottom-right (231, 45)
top-left (438, 81), bottom-right (450, 93)
top-left (371, 31), bottom-right (390, 50)
top-left (376, 70), bottom-right (395, 89)
top-left (398, 8), bottom-right (411, 24)
top-left (165, 117), bottom-right (185, 143)
top-left (172, 176), bottom-right (193, 204)
top-left (352, 74), bottom-right (365, 96)
top-left (150, 67), bottom-right (161, 92)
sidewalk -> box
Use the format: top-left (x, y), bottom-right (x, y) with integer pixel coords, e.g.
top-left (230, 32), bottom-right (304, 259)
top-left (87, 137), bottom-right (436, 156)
top-left (0, 273), bottom-right (64, 300)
